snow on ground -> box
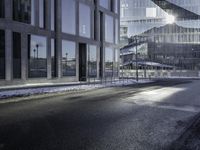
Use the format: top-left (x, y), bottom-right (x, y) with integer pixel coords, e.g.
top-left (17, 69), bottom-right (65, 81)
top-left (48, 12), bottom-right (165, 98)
top-left (0, 79), bottom-right (153, 99)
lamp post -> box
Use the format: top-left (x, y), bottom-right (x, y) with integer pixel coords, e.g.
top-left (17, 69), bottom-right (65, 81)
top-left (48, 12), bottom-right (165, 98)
top-left (36, 44), bottom-right (39, 59)
top-left (134, 37), bottom-right (139, 82)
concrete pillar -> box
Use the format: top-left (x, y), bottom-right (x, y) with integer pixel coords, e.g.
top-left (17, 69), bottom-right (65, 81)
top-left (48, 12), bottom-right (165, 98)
top-left (55, 0), bottom-right (62, 78)
top-left (21, 33), bottom-right (28, 80)
top-left (35, 0), bottom-right (39, 27)
top-left (5, 30), bottom-right (12, 81)
top-left (46, 0), bottom-right (52, 79)
top-left (47, 37), bottom-right (51, 79)
top-left (76, 1), bottom-right (80, 81)
top-left (5, 0), bottom-right (13, 81)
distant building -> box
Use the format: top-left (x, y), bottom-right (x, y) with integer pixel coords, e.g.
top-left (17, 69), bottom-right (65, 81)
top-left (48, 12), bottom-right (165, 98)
top-left (0, 0), bottom-right (120, 85)
top-left (120, 0), bottom-right (200, 71)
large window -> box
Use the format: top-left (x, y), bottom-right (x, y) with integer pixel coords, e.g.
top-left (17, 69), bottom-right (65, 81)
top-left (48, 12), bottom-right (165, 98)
top-left (0, 30), bottom-right (5, 79)
top-left (0, 0), bottom-right (4, 18)
top-left (28, 35), bottom-right (47, 78)
top-left (105, 15), bottom-right (114, 43)
top-left (13, 0), bottom-right (35, 25)
top-left (105, 47), bottom-right (114, 77)
top-left (99, 0), bottom-right (110, 9)
top-left (13, 32), bottom-right (21, 79)
top-left (62, 40), bottom-right (76, 77)
top-left (79, 3), bottom-right (91, 38)
top-left (88, 45), bottom-right (97, 77)
top-left (61, 0), bottom-right (76, 34)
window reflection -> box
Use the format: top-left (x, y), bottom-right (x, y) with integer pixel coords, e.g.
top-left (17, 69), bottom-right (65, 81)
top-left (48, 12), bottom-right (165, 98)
top-left (79, 3), bottom-right (91, 38)
top-left (99, 0), bottom-right (109, 9)
top-left (62, 0), bottom-right (76, 34)
top-left (62, 40), bottom-right (76, 76)
top-left (28, 35), bottom-right (47, 78)
top-left (88, 45), bottom-right (97, 77)
top-left (0, 30), bottom-right (5, 79)
top-left (105, 47), bottom-right (114, 77)
top-left (0, 0), bottom-right (4, 18)
top-left (13, 0), bottom-right (35, 25)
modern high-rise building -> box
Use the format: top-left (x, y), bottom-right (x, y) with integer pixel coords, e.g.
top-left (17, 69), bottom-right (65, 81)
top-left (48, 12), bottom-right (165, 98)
top-left (0, 0), bottom-right (120, 85)
top-left (120, 0), bottom-right (200, 74)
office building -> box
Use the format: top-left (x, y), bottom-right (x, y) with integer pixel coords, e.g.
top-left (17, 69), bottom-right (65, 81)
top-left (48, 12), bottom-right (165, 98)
top-left (0, 0), bottom-right (120, 85)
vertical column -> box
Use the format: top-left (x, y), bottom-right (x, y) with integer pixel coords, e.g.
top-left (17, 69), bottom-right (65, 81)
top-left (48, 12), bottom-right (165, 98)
top-left (47, 38), bottom-right (51, 79)
top-left (46, 0), bottom-right (52, 79)
top-left (5, 30), bottom-right (12, 81)
top-left (76, 1), bottom-right (79, 81)
top-left (5, 0), bottom-right (12, 81)
top-left (21, 33), bottom-right (28, 80)
top-left (101, 13), bottom-right (105, 78)
top-left (55, 0), bottom-right (62, 78)
top-left (35, 0), bottom-right (39, 27)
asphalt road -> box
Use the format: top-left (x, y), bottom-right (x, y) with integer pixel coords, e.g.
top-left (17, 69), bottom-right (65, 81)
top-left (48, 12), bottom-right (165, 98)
top-left (0, 79), bottom-right (200, 150)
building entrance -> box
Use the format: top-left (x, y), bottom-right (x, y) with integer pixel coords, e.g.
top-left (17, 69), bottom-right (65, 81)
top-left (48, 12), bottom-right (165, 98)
top-left (79, 43), bottom-right (87, 81)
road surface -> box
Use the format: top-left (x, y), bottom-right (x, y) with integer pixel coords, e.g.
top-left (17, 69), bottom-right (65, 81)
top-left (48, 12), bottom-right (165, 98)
top-left (0, 79), bottom-right (200, 150)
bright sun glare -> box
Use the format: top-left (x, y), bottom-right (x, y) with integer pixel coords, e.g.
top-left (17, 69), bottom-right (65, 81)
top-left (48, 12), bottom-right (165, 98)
top-left (166, 14), bottom-right (175, 24)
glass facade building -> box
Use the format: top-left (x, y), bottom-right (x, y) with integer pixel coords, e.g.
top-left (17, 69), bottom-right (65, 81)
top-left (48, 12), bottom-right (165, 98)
top-left (0, 0), bottom-right (119, 85)
top-left (120, 0), bottom-right (200, 76)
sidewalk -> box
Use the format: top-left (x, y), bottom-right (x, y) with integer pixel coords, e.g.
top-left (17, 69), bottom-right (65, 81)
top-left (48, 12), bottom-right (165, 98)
top-left (0, 79), bottom-right (153, 100)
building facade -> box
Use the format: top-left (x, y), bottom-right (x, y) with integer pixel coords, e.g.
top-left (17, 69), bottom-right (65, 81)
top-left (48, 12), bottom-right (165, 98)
top-left (120, 0), bottom-right (200, 73)
top-left (0, 0), bottom-right (120, 85)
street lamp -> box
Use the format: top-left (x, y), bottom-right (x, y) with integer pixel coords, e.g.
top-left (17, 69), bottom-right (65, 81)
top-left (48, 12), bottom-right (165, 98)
top-left (36, 44), bottom-right (39, 59)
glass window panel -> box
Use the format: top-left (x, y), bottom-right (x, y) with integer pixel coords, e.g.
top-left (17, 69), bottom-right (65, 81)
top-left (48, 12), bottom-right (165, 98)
top-left (0, 0), bottom-right (4, 18)
top-left (0, 30), bottom-right (5, 79)
top-left (13, 32), bottom-right (21, 79)
top-left (99, 0), bottom-right (109, 9)
top-left (105, 47), bottom-right (113, 77)
top-left (79, 3), bottom-right (91, 38)
top-left (88, 45), bottom-right (97, 77)
top-left (28, 35), bottom-right (47, 78)
top-left (105, 15), bottom-right (114, 43)
top-left (61, 0), bottom-right (76, 34)
top-left (62, 40), bottom-right (76, 76)
top-left (13, 0), bottom-right (35, 25)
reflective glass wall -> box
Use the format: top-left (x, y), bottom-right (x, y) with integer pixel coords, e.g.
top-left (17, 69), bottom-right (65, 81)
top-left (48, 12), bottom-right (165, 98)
top-left (0, 0), bottom-right (4, 18)
top-left (62, 40), bottom-right (76, 77)
top-left (28, 35), bottom-right (47, 78)
top-left (61, 0), bottom-right (76, 34)
top-left (13, 0), bottom-right (35, 25)
top-left (79, 3), bottom-right (91, 38)
top-left (88, 45), bottom-right (97, 77)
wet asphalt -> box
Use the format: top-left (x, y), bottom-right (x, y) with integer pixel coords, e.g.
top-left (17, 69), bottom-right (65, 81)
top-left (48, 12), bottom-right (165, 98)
top-left (0, 79), bottom-right (199, 150)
